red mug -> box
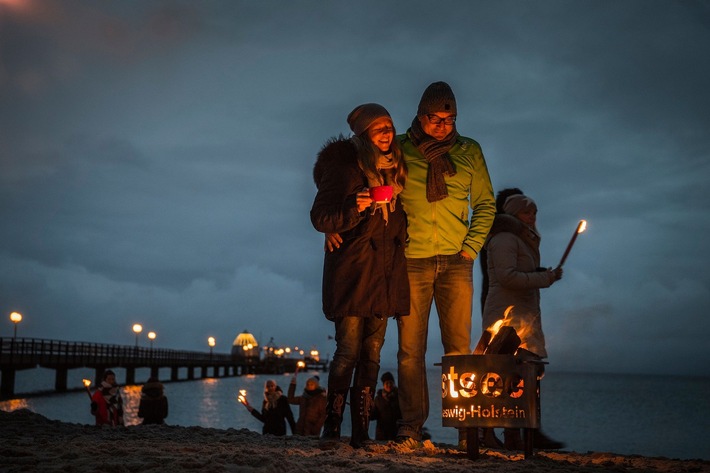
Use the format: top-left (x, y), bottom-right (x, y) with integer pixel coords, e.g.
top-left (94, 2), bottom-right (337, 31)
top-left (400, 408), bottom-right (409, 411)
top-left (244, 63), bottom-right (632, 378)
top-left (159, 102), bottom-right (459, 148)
top-left (369, 185), bottom-right (393, 203)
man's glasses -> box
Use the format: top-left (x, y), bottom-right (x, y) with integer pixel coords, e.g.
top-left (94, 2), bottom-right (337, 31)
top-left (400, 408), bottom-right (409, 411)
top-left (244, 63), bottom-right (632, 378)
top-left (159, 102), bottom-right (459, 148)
top-left (427, 114), bottom-right (456, 126)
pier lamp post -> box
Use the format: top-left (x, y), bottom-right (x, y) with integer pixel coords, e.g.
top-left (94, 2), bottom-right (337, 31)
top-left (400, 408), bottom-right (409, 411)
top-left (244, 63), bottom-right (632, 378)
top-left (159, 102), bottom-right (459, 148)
top-left (133, 324), bottom-right (143, 347)
top-left (10, 312), bottom-right (22, 339)
top-left (148, 331), bottom-right (156, 349)
top-left (208, 336), bottom-right (216, 359)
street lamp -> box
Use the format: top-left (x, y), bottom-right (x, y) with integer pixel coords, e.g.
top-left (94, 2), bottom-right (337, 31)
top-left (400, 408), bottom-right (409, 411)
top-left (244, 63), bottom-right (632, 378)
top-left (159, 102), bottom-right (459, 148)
top-left (148, 331), bottom-right (156, 349)
top-left (133, 323), bottom-right (143, 347)
top-left (10, 312), bottom-right (22, 339)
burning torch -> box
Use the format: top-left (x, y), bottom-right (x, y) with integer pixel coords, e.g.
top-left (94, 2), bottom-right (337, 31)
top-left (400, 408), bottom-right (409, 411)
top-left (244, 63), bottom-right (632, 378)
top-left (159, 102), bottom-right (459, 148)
top-left (237, 389), bottom-right (248, 405)
top-left (296, 360), bottom-right (306, 373)
top-left (556, 220), bottom-right (587, 269)
top-left (82, 379), bottom-right (93, 400)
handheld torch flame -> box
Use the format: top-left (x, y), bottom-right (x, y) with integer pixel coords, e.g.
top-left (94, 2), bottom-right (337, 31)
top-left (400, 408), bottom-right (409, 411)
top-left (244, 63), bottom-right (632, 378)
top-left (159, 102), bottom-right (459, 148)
top-left (238, 389), bottom-right (247, 405)
top-left (82, 379), bottom-right (93, 399)
top-left (297, 361), bottom-right (306, 369)
top-left (558, 219), bottom-right (588, 268)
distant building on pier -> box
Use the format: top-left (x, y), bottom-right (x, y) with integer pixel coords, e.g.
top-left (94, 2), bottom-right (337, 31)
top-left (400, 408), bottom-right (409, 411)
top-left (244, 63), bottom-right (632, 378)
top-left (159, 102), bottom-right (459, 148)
top-left (231, 330), bottom-right (259, 361)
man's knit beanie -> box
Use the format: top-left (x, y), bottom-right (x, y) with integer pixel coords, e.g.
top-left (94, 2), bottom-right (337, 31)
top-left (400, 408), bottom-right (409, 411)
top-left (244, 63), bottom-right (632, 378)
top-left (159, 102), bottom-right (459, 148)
top-left (347, 103), bottom-right (391, 136)
top-left (417, 81), bottom-right (457, 116)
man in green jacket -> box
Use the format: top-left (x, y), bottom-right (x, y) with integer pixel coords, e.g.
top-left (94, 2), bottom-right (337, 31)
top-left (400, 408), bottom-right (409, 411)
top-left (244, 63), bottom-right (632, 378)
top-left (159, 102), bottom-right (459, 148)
top-left (395, 81), bottom-right (495, 447)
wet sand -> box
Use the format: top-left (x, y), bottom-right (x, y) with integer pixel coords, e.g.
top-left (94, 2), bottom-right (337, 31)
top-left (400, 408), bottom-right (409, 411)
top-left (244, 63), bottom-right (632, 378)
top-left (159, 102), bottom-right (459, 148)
top-left (1, 409), bottom-right (708, 472)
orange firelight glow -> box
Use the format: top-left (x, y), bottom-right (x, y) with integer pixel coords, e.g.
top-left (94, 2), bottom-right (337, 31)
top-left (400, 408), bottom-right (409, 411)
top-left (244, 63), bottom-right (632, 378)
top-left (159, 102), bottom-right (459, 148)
top-left (577, 220), bottom-right (587, 233)
top-left (237, 389), bottom-right (247, 404)
top-left (488, 306), bottom-right (514, 336)
top-left (297, 361), bottom-right (306, 368)
top-left (82, 379), bottom-right (91, 388)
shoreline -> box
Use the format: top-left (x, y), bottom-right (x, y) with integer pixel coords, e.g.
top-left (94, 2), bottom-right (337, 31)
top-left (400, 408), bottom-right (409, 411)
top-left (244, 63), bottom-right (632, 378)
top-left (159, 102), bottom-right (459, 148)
top-left (2, 409), bottom-right (708, 472)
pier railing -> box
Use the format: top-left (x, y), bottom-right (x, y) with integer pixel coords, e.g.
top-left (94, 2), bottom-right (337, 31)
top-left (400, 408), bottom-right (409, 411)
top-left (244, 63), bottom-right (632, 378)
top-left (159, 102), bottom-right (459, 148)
top-left (0, 337), bottom-right (326, 399)
top-left (0, 337), bottom-right (231, 369)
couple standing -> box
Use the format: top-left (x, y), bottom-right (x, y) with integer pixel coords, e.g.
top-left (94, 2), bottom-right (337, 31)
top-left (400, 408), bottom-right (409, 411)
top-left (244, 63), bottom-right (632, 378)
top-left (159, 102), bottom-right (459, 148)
top-left (310, 81), bottom-right (496, 448)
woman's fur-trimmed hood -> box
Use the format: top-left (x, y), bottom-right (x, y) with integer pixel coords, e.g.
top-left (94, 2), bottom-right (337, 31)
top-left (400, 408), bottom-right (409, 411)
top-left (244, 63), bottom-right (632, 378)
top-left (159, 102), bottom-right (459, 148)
top-left (312, 136), bottom-right (358, 188)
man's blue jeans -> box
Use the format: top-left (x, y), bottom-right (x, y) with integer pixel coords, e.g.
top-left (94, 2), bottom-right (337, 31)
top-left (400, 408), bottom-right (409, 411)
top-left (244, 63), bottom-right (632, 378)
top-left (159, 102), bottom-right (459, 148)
top-left (396, 254), bottom-right (473, 440)
top-left (328, 316), bottom-right (387, 392)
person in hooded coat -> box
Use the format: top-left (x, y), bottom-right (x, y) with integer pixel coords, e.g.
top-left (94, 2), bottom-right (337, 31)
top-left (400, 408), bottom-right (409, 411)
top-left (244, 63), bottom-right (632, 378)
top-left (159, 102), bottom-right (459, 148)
top-left (138, 377), bottom-right (169, 425)
top-left (310, 103), bottom-right (409, 448)
top-left (287, 374), bottom-right (327, 436)
top-left (482, 193), bottom-right (565, 451)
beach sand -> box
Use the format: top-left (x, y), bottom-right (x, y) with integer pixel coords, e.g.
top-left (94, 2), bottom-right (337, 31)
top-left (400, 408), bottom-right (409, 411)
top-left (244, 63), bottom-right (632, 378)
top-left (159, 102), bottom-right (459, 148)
top-left (2, 409), bottom-right (708, 473)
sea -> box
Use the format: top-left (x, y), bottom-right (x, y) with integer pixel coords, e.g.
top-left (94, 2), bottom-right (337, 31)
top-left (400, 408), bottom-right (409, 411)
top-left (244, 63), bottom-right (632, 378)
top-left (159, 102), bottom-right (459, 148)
top-left (1, 366), bottom-right (709, 461)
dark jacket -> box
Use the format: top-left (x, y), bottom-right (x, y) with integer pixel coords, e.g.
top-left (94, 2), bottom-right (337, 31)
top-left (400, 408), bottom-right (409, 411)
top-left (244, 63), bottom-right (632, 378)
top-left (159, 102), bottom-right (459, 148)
top-left (310, 137), bottom-right (409, 319)
top-left (371, 387), bottom-right (401, 440)
top-left (250, 392), bottom-right (296, 436)
top-left (287, 382), bottom-right (327, 436)
top-left (138, 380), bottom-right (168, 425)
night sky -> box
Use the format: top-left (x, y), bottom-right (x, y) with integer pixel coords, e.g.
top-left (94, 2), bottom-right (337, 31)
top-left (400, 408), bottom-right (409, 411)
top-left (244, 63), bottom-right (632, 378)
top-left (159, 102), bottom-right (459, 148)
top-left (2, 0), bottom-right (708, 376)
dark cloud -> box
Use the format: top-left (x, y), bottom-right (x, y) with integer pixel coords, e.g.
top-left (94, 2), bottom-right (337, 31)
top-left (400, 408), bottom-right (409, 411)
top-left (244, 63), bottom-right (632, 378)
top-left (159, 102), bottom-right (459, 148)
top-left (1, 0), bottom-right (708, 376)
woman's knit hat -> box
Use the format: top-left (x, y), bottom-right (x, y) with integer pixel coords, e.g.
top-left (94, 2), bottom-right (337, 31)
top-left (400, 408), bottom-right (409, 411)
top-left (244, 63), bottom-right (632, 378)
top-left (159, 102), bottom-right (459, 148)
top-left (417, 81), bottom-right (457, 116)
top-left (503, 194), bottom-right (537, 216)
top-left (347, 103), bottom-right (391, 136)
top-left (381, 371), bottom-right (395, 383)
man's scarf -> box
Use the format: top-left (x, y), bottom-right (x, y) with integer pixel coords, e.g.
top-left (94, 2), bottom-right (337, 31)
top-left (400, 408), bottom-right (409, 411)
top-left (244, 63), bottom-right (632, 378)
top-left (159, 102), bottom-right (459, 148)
top-left (409, 116), bottom-right (458, 202)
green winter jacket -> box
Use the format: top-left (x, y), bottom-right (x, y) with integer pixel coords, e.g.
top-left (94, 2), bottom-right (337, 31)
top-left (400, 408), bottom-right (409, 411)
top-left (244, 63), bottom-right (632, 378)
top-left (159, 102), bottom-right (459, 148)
top-left (398, 131), bottom-right (496, 259)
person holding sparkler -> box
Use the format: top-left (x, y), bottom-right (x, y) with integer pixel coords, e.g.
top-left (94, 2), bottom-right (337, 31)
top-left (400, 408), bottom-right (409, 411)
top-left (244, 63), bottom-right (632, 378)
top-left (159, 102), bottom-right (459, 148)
top-left (287, 367), bottom-right (327, 436)
top-left (239, 379), bottom-right (295, 436)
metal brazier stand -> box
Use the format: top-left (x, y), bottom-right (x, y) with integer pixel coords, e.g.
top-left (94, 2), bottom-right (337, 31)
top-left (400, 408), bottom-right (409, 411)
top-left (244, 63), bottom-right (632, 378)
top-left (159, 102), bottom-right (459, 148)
top-left (441, 354), bottom-right (542, 459)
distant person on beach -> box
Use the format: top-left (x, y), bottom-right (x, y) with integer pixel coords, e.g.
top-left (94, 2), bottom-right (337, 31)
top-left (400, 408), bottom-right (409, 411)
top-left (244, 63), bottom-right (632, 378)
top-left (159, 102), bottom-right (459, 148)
top-left (482, 192), bottom-right (564, 450)
top-left (240, 379), bottom-right (296, 436)
top-left (138, 377), bottom-right (168, 425)
top-left (311, 103), bottom-right (409, 448)
top-left (287, 372), bottom-right (327, 436)
top-left (90, 369), bottom-right (124, 426)
top-left (370, 371), bottom-right (401, 441)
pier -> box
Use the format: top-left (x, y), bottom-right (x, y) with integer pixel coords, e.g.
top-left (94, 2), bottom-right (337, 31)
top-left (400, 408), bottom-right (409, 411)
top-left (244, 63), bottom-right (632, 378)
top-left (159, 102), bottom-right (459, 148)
top-left (0, 337), bottom-right (328, 399)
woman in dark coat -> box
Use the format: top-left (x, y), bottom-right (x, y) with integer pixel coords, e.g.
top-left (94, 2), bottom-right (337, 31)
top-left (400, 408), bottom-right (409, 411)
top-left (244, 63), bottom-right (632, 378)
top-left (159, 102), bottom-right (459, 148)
top-left (137, 377), bottom-right (168, 425)
top-left (241, 379), bottom-right (296, 436)
top-left (310, 103), bottom-right (409, 448)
